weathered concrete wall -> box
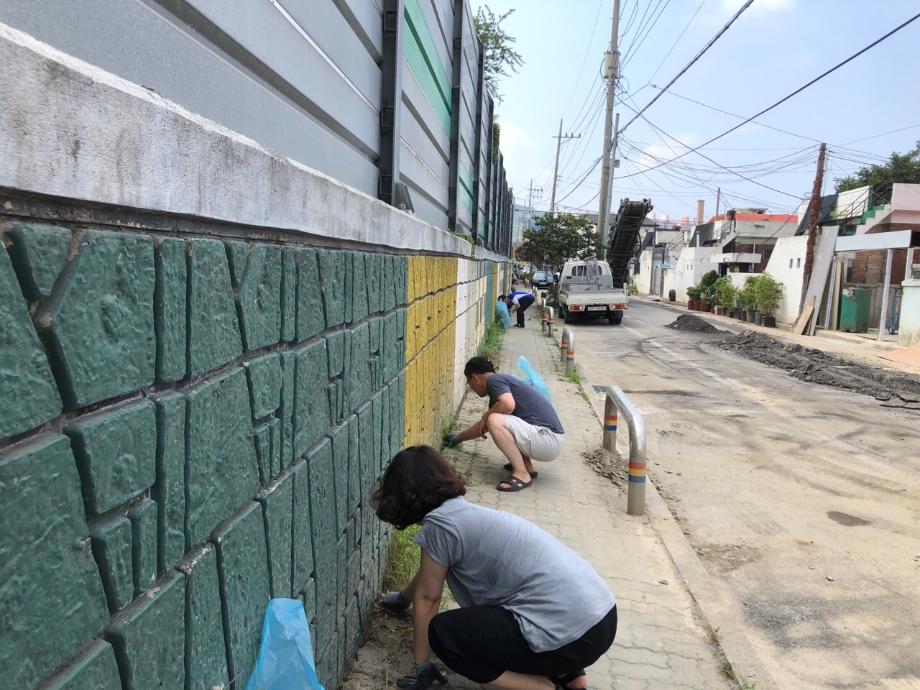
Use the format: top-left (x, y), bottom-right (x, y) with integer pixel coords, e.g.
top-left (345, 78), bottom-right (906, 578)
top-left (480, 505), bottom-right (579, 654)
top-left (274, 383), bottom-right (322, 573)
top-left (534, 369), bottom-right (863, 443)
top-left (0, 20), bottom-right (509, 690)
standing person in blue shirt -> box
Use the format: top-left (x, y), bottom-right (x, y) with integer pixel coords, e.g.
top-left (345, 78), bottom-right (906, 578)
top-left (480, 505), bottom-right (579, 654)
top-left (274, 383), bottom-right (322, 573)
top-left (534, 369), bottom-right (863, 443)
top-left (446, 357), bottom-right (564, 492)
top-left (377, 446), bottom-right (617, 690)
top-left (507, 288), bottom-right (536, 328)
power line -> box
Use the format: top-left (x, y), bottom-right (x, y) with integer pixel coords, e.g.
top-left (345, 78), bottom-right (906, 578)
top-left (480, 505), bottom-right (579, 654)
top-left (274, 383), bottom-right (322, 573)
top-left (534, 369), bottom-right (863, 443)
top-left (643, 0), bottom-right (706, 85)
top-left (619, 11), bottom-right (920, 179)
top-left (621, 0), bottom-right (673, 69)
top-left (620, 0), bottom-right (755, 134)
top-left (839, 122), bottom-right (920, 146)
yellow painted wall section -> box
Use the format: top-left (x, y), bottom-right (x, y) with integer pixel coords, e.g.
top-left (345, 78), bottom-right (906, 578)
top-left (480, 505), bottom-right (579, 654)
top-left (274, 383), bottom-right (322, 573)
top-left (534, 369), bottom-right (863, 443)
top-left (404, 256), bottom-right (458, 447)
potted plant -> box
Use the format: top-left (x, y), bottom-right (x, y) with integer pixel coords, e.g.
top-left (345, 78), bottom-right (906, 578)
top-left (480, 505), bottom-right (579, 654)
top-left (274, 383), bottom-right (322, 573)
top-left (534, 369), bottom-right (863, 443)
top-left (741, 277), bottom-right (757, 323)
top-left (733, 293), bottom-right (743, 320)
top-left (715, 277), bottom-right (735, 317)
top-left (754, 274), bottom-right (783, 327)
top-left (699, 270), bottom-right (719, 314)
top-left (686, 285), bottom-right (702, 310)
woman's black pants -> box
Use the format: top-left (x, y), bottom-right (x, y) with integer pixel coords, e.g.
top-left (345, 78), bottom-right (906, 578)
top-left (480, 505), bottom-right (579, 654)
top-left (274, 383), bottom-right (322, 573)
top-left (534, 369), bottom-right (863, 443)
top-left (428, 605), bottom-right (617, 684)
top-left (516, 294), bottom-right (535, 326)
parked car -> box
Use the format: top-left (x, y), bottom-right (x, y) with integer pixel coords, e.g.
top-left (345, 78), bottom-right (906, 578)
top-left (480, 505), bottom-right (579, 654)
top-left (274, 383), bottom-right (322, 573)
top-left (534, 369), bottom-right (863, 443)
top-left (532, 270), bottom-right (554, 288)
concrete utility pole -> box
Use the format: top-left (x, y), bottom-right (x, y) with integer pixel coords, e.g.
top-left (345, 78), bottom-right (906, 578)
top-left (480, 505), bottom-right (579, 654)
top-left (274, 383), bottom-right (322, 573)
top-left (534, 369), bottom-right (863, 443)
top-left (549, 120), bottom-right (580, 214)
top-left (597, 0), bottom-right (621, 248)
top-left (715, 186), bottom-right (721, 218)
top-left (801, 143), bottom-right (827, 311)
top-left (527, 179), bottom-right (542, 228)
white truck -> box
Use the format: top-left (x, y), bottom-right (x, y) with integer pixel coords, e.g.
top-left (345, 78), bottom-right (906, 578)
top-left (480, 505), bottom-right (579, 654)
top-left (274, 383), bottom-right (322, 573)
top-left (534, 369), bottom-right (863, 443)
top-left (557, 258), bottom-right (628, 325)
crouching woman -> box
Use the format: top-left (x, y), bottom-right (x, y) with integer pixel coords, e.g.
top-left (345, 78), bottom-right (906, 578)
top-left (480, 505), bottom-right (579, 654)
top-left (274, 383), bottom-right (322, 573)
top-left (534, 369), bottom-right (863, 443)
top-left (374, 446), bottom-right (617, 690)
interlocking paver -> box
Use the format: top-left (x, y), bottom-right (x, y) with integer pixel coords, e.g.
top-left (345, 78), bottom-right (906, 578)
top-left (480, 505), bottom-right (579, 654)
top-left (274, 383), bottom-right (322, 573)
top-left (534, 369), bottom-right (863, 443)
top-left (442, 321), bottom-right (733, 689)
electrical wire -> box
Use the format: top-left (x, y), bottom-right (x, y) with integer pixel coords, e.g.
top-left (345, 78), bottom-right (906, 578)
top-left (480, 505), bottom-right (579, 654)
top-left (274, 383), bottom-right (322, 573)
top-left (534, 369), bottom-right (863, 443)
top-left (619, 11), bottom-right (920, 179)
top-left (620, 0), bottom-right (755, 134)
top-left (643, 0), bottom-right (706, 86)
top-left (621, 0), bottom-right (673, 70)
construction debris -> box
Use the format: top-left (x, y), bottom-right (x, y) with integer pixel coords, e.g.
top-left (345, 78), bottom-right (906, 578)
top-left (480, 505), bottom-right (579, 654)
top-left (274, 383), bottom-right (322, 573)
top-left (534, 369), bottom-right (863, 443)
top-left (666, 314), bottom-right (725, 334)
top-left (719, 331), bottom-right (920, 407)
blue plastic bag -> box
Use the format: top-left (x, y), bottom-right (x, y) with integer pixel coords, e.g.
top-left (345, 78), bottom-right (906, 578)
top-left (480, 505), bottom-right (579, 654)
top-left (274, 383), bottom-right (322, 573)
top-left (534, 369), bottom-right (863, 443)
top-left (246, 599), bottom-right (325, 690)
top-left (495, 300), bottom-right (511, 329)
top-left (517, 355), bottom-right (551, 401)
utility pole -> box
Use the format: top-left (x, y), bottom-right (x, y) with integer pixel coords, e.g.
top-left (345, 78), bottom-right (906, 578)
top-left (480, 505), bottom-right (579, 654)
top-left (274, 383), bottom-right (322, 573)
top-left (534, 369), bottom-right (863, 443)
top-left (801, 143), bottom-right (827, 311)
top-left (549, 119), bottom-right (580, 214)
top-left (597, 0), bottom-right (621, 248)
top-left (715, 187), bottom-right (721, 218)
top-left (527, 179), bottom-right (542, 229)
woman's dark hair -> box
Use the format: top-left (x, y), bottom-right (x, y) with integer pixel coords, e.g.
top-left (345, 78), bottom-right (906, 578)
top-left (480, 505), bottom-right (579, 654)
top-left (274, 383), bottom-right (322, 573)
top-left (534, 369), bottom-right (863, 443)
top-left (463, 356), bottom-right (495, 378)
top-left (373, 446), bottom-right (466, 529)
top-left (497, 294), bottom-right (506, 301)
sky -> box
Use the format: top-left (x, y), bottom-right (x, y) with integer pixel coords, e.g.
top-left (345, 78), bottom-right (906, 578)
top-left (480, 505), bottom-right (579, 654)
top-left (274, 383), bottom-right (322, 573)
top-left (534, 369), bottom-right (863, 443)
top-left (473, 0), bottom-right (920, 224)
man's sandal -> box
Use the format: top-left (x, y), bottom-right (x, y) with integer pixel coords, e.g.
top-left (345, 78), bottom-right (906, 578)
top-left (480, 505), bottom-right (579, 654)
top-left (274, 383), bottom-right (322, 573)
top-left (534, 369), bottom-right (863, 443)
top-left (502, 463), bottom-right (538, 479)
top-left (496, 475), bottom-right (533, 492)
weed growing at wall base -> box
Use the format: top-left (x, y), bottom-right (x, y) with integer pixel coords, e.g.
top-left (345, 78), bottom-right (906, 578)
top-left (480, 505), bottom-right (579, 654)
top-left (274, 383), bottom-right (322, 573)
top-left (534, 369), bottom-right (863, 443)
top-left (384, 525), bottom-right (420, 591)
top-left (478, 322), bottom-right (505, 363)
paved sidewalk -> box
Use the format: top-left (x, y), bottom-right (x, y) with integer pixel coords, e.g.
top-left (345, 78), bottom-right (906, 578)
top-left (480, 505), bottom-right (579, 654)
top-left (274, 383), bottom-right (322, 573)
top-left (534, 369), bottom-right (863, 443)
top-left (443, 320), bottom-right (735, 690)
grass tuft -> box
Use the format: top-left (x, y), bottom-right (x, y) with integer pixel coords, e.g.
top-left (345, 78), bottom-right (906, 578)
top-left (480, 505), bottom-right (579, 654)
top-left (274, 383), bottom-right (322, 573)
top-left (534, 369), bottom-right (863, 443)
top-left (478, 322), bottom-right (505, 363)
top-left (384, 525), bottom-right (420, 591)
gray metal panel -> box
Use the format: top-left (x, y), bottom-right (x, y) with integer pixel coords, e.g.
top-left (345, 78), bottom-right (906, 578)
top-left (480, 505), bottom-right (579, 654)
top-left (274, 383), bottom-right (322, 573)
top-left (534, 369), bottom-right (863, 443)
top-left (185, 0), bottom-right (379, 152)
top-left (0, 0), bottom-right (378, 192)
top-left (401, 97), bottom-right (450, 176)
top-left (400, 134), bottom-right (449, 210)
top-left (427, 0), bottom-right (454, 60)
top-left (275, 0), bottom-right (382, 99)
top-left (333, 0), bottom-right (384, 59)
top-left (400, 59), bottom-right (450, 161)
top-left (416, 0), bottom-right (452, 80)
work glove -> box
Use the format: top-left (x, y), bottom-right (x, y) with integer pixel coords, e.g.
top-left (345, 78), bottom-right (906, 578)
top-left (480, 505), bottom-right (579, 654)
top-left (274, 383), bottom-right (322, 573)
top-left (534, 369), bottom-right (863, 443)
top-left (380, 590), bottom-right (411, 615)
top-left (442, 433), bottom-right (461, 448)
top-left (396, 661), bottom-right (447, 689)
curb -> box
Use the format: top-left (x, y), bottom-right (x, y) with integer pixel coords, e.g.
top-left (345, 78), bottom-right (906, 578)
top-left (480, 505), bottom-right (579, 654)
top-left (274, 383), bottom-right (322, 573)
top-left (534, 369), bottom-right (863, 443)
top-left (545, 326), bottom-right (780, 690)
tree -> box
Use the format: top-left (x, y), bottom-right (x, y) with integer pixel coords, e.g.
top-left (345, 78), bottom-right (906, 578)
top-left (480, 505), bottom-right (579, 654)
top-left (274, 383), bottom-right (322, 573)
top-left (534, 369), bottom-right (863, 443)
top-left (516, 214), bottom-right (599, 271)
top-left (835, 140), bottom-right (920, 204)
top-left (474, 6), bottom-right (523, 100)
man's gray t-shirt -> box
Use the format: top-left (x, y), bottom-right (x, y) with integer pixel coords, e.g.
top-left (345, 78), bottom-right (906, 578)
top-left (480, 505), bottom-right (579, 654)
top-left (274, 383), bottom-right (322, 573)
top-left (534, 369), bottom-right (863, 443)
top-left (487, 373), bottom-right (564, 434)
top-left (416, 497), bottom-right (615, 652)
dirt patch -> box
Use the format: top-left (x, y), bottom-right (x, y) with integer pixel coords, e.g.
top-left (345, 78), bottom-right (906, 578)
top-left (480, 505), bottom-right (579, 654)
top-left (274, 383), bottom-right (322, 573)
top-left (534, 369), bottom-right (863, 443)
top-left (719, 331), bottom-right (920, 408)
top-left (666, 314), bottom-right (725, 334)
top-left (581, 448), bottom-right (625, 490)
top-left (827, 511), bottom-right (871, 527)
top-left (695, 543), bottom-right (763, 574)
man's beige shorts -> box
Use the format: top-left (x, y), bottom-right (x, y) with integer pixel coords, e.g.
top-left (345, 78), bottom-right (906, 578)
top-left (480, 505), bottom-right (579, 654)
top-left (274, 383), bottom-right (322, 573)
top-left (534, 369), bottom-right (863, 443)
top-left (504, 415), bottom-right (565, 462)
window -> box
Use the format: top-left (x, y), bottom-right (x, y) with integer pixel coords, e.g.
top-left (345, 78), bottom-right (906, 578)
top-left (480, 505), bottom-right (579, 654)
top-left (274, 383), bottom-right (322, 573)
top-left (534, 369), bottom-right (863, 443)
top-left (789, 258), bottom-right (793, 268)
top-left (797, 258), bottom-right (801, 268)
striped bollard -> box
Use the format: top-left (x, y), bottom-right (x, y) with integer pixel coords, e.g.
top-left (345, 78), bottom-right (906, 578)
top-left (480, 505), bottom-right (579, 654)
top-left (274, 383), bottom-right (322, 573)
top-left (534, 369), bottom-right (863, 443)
top-left (603, 386), bottom-right (647, 516)
top-left (603, 396), bottom-right (618, 452)
top-left (564, 328), bottom-right (575, 376)
top-left (546, 306), bottom-right (555, 337)
top-left (560, 328), bottom-right (568, 363)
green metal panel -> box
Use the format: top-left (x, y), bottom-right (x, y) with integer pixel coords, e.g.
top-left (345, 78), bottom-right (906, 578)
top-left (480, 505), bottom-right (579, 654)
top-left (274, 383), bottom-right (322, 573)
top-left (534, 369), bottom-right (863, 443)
top-left (403, 0), bottom-right (451, 133)
top-left (839, 287), bottom-right (870, 333)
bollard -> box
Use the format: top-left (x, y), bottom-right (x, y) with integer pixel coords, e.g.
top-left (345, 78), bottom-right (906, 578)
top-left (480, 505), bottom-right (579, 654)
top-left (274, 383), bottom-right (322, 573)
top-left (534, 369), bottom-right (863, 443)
top-left (563, 328), bottom-right (575, 375)
top-left (602, 385), bottom-right (647, 516)
top-left (560, 328), bottom-right (568, 363)
top-left (546, 306), bottom-right (555, 337)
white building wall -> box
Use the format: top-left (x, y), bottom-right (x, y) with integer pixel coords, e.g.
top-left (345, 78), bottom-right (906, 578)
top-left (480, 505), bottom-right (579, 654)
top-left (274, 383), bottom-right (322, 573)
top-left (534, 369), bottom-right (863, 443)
top-left (763, 235), bottom-right (807, 324)
top-left (636, 248), bottom-right (655, 295)
top-left (666, 246), bottom-right (717, 302)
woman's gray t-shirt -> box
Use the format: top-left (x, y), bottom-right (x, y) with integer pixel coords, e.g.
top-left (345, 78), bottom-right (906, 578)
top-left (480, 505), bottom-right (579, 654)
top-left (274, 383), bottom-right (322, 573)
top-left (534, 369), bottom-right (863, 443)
top-left (415, 497), bottom-right (615, 652)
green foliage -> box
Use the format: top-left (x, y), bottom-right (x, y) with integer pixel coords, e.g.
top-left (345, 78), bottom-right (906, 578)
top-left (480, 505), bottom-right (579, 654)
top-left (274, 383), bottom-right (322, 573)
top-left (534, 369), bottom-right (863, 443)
top-left (516, 214), bottom-right (599, 271)
top-left (627, 282), bottom-right (639, 296)
top-left (753, 274), bottom-right (783, 315)
top-left (715, 277), bottom-right (736, 309)
top-left (698, 270), bottom-right (720, 302)
top-left (686, 285), bottom-right (702, 301)
top-left (474, 6), bottom-right (524, 100)
top-left (478, 322), bottom-right (504, 362)
top-left (740, 277), bottom-right (757, 310)
top-left (384, 525), bottom-right (420, 590)
top-left (835, 140), bottom-right (920, 203)
top-left (492, 121), bottom-right (501, 163)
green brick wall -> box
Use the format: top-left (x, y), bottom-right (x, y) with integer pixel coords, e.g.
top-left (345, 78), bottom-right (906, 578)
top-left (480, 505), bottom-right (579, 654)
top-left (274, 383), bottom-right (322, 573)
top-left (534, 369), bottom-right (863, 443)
top-left (0, 221), bottom-right (412, 690)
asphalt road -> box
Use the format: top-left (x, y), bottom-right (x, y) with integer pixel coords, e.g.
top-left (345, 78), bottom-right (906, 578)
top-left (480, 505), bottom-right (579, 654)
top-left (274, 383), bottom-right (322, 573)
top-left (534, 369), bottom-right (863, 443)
top-left (566, 299), bottom-right (920, 690)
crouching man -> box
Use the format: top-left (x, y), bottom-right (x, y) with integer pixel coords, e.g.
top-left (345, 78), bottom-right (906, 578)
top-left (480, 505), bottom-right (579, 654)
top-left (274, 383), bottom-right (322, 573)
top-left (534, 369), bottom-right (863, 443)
top-left (446, 357), bottom-right (565, 492)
